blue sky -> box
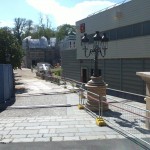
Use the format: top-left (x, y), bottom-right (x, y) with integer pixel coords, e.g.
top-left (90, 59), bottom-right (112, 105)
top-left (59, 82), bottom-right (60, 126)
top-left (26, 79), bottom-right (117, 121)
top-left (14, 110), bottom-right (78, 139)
top-left (0, 0), bottom-right (124, 28)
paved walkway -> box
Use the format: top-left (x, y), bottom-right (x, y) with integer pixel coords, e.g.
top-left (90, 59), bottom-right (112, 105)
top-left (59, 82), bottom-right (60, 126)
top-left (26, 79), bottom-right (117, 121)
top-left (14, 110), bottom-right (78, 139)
top-left (0, 93), bottom-right (124, 143)
top-left (0, 68), bottom-right (149, 150)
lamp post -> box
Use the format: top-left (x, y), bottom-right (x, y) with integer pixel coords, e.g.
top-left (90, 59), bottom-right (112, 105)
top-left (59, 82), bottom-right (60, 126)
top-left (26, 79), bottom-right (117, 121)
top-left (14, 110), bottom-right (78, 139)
top-left (81, 31), bottom-right (109, 111)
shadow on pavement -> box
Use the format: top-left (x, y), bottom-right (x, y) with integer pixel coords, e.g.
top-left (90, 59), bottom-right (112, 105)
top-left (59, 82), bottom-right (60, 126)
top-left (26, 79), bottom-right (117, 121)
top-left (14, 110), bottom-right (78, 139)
top-left (0, 97), bottom-right (16, 112)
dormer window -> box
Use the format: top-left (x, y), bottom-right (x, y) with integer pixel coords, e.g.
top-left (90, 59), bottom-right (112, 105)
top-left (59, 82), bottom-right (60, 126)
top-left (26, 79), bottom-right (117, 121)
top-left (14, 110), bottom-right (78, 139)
top-left (70, 42), bottom-right (71, 48)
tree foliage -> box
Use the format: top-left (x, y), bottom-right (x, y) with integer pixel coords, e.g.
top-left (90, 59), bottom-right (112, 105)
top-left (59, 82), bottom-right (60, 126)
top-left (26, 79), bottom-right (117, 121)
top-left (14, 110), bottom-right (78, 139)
top-left (0, 27), bottom-right (24, 69)
top-left (13, 18), bottom-right (27, 45)
top-left (56, 24), bottom-right (76, 41)
top-left (25, 19), bottom-right (33, 37)
top-left (13, 17), bottom-right (76, 45)
top-left (31, 25), bottom-right (55, 39)
top-left (33, 14), bottom-right (55, 39)
top-left (13, 16), bottom-right (56, 42)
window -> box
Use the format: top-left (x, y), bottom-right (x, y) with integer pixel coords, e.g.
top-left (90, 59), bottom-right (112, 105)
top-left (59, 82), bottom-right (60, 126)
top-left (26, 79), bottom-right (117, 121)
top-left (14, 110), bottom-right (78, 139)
top-left (70, 42), bottom-right (71, 48)
top-left (73, 42), bottom-right (75, 48)
top-left (132, 23), bottom-right (142, 36)
top-left (143, 21), bottom-right (150, 35)
top-left (83, 20), bottom-right (150, 43)
top-left (117, 25), bottom-right (132, 39)
top-left (109, 29), bottom-right (117, 41)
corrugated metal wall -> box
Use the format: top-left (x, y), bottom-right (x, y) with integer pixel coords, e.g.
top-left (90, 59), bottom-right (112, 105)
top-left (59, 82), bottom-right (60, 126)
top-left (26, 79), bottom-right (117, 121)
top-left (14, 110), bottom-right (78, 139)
top-left (61, 50), bottom-right (150, 95)
top-left (102, 59), bottom-right (146, 94)
top-left (121, 59), bottom-right (144, 94)
top-left (61, 49), bottom-right (81, 81)
top-left (76, 0), bottom-right (150, 59)
top-left (103, 59), bottom-right (121, 90)
top-left (0, 64), bottom-right (14, 103)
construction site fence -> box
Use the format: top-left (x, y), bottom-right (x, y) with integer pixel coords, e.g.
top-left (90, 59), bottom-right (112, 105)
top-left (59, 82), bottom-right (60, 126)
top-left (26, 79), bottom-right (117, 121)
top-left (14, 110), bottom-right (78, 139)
top-left (39, 74), bottom-right (150, 149)
top-left (60, 77), bottom-right (150, 149)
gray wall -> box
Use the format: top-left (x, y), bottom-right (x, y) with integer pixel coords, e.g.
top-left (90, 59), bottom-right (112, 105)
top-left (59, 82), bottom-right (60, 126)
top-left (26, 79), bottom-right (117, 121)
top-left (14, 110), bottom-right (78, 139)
top-left (102, 59), bottom-right (148, 94)
top-left (61, 49), bottom-right (81, 81)
top-left (0, 64), bottom-right (14, 103)
top-left (76, 0), bottom-right (150, 59)
top-left (77, 0), bottom-right (150, 32)
top-left (61, 49), bottom-right (150, 95)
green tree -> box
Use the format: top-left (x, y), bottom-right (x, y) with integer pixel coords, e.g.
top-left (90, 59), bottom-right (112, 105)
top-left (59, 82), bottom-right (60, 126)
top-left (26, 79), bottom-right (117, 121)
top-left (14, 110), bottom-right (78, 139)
top-left (25, 19), bottom-right (33, 37)
top-left (35, 14), bottom-right (55, 39)
top-left (30, 25), bottom-right (54, 39)
top-left (56, 24), bottom-right (76, 41)
top-left (25, 15), bottom-right (55, 39)
top-left (13, 18), bottom-right (27, 45)
top-left (0, 27), bottom-right (24, 69)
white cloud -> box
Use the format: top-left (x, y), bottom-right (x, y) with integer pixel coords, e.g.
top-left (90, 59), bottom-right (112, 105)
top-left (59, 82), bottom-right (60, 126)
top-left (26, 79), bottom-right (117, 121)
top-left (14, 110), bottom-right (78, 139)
top-left (26, 0), bottom-right (114, 27)
top-left (0, 20), bottom-right (14, 28)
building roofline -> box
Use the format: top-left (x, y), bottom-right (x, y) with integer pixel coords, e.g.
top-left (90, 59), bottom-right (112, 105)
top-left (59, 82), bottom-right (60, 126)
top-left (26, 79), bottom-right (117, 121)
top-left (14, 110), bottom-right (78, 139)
top-left (87, 0), bottom-right (131, 18)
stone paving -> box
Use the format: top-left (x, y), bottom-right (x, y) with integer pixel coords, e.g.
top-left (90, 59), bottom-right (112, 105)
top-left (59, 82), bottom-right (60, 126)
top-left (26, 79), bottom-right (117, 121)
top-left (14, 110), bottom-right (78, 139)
top-left (0, 68), bottom-right (149, 145)
top-left (0, 93), bottom-right (124, 143)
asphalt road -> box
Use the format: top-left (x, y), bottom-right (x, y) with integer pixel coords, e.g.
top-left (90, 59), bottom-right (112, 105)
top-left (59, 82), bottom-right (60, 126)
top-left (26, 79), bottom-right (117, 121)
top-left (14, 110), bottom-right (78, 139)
top-left (0, 138), bottom-right (149, 150)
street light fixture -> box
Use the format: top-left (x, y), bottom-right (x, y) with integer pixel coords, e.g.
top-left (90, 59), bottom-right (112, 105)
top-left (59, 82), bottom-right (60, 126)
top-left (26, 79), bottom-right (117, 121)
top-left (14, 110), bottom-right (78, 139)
top-left (81, 31), bottom-right (108, 77)
top-left (81, 31), bottom-right (109, 111)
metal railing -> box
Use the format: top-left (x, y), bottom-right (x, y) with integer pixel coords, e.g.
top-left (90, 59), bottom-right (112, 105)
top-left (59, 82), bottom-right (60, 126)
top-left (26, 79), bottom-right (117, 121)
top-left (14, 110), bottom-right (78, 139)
top-left (59, 77), bottom-right (150, 149)
top-left (105, 95), bottom-right (150, 149)
top-left (41, 75), bottom-right (150, 148)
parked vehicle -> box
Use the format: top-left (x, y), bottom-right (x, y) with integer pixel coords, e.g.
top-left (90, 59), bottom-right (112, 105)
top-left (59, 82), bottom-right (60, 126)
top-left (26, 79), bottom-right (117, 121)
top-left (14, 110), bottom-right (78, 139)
top-left (36, 62), bottom-right (53, 78)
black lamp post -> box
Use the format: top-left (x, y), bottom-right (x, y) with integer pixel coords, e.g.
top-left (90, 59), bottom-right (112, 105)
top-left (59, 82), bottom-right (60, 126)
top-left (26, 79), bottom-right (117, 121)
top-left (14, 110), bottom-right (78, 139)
top-left (81, 31), bottom-right (109, 112)
top-left (81, 31), bottom-right (109, 77)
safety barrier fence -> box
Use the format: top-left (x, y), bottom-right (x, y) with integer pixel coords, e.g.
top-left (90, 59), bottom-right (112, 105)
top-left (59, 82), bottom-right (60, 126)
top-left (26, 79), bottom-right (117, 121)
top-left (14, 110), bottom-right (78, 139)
top-left (41, 75), bottom-right (150, 148)
top-left (59, 77), bottom-right (150, 149)
top-left (104, 96), bottom-right (150, 147)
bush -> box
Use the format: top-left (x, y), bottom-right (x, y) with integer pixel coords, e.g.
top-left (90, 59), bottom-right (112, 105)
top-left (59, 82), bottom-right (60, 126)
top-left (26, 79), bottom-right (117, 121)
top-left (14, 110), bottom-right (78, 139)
top-left (51, 67), bottom-right (62, 77)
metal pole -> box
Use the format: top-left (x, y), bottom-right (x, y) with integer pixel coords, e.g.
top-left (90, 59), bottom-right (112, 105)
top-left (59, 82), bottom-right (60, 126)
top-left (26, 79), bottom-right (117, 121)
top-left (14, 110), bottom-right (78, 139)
top-left (94, 48), bottom-right (99, 77)
top-left (99, 95), bottom-right (101, 118)
top-left (101, 96), bottom-right (103, 118)
top-left (81, 84), bottom-right (84, 105)
top-left (79, 87), bottom-right (81, 105)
